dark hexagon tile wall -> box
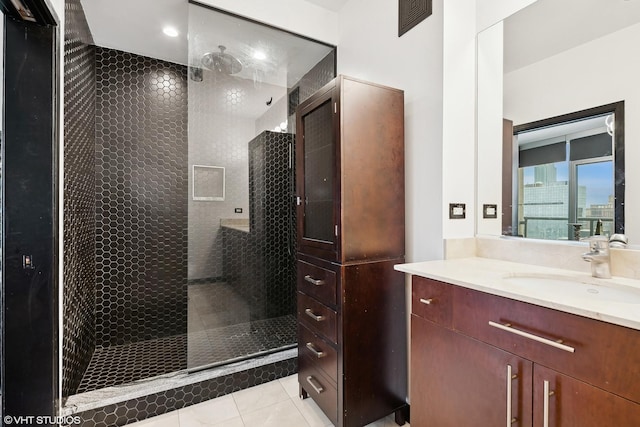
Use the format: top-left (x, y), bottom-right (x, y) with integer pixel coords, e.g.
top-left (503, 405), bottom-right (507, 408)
top-left (68, 358), bottom-right (297, 427)
top-left (247, 131), bottom-right (296, 320)
top-left (63, 0), bottom-right (97, 398)
top-left (94, 47), bottom-right (188, 347)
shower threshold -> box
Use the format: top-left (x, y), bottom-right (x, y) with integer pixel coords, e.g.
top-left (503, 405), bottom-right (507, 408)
top-left (62, 347), bottom-right (297, 416)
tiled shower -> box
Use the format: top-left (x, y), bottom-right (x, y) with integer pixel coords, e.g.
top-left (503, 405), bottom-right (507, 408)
top-left (62, 0), bottom-right (335, 421)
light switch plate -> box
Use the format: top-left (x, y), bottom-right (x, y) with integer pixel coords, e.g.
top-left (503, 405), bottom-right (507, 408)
top-left (483, 204), bottom-right (498, 219)
top-left (449, 203), bottom-right (466, 219)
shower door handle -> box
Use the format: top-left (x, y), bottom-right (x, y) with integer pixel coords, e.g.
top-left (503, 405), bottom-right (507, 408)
top-left (304, 275), bottom-right (325, 286)
top-left (305, 308), bottom-right (326, 322)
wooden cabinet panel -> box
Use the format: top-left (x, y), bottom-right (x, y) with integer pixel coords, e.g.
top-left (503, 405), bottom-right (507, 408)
top-left (342, 259), bottom-right (408, 427)
top-left (299, 354), bottom-right (339, 426)
top-left (411, 276), bottom-right (453, 327)
top-left (412, 315), bottom-right (533, 427)
top-left (454, 286), bottom-right (640, 403)
top-left (297, 292), bottom-right (338, 344)
top-left (533, 365), bottom-right (640, 427)
top-left (298, 323), bottom-right (338, 384)
top-left (297, 259), bottom-right (337, 307)
top-left (339, 77), bottom-right (405, 263)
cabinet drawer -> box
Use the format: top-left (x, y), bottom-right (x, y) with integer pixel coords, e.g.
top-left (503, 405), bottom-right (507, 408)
top-left (297, 260), bottom-right (337, 306)
top-left (298, 323), bottom-right (338, 384)
top-left (412, 276), bottom-right (453, 327)
top-left (299, 355), bottom-right (338, 426)
top-left (454, 286), bottom-right (640, 404)
top-left (297, 292), bottom-right (338, 344)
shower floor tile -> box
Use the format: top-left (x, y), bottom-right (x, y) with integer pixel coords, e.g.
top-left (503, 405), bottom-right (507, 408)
top-left (76, 335), bottom-right (188, 393)
top-left (188, 314), bottom-right (297, 368)
top-left (76, 282), bottom-right (296, 394)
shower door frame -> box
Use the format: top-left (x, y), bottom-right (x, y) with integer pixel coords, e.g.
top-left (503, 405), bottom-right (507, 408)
top-left (1, 3), bottom-right (60, 420)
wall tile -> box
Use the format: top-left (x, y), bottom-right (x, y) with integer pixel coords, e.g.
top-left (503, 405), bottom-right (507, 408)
top-left (63, 0), bottom-right (96, 398)
top-left (94, 47), bottom-right (188, 347)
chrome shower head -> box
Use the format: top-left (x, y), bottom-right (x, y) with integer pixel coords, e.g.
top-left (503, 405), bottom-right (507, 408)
top-left (201, 45), bottom-right (242, 75)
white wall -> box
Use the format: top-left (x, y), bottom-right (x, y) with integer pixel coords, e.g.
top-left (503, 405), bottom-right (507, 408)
top-left (504, 22), bottom-right (640, 242)
top-left (338, 0), bottom-right (444, 262)
top-left (476, 0), bottom-right (537, 33)
top-left (441, 0), bottom-right (477, 240)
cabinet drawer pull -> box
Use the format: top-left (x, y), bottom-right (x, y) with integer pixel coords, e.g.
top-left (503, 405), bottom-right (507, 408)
top-left (543, 380), bottom-right (555, 427)
top-left (305, 308), bottom-right (326, 322)
top-left (304, 275), bottom-right (326, 286)
top-left (306, 342), bottom-right (326, 358)
top-left (419, 298), bottom-right (434, 305)
top-left (488, 321), bottom-right (575, 353)
top-left (506, 365), bottom-right (518, 426)
top-left (306, 375), bottom-right (324, 394)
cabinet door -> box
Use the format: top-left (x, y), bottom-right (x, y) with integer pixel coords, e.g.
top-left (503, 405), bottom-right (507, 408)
top-left (295, 86), bottom-right (338, 260)
top-left (412, 316), bottom-right (533, 427)
top-left (533, 365), bottom-right (640, 427)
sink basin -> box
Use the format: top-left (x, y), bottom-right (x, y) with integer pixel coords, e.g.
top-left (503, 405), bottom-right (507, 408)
top-left (502, 273), bottom-right (640, 304)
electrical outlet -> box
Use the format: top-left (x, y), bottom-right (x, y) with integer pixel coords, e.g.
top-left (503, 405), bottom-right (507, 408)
top-left (483, 204), bottom-right (498, 219)
top-left (449, 203), bottom-right (466, 219)
top-left (234, 208), bottom-right (243, 213)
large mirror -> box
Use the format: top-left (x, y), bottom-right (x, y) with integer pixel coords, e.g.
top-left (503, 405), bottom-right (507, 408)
top-left (477, 0), bottom-right (640, 244)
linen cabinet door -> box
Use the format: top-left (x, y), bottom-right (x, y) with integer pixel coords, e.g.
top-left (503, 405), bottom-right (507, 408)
top-left (533, 365), bottom-right (640, 427)
top-left (295, 85), bottom-right (338, 261)
top-left (411, 316), bottom-right (533, 427)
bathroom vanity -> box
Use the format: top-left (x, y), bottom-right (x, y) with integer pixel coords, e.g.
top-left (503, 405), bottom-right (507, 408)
top-left (396, 258), bottom-right (640, 426)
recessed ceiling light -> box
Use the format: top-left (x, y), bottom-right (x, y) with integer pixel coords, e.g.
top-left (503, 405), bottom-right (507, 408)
top-left (253, 50), bottom-right (267, 60)
top-left (163, 26), bottom-right (179, 38)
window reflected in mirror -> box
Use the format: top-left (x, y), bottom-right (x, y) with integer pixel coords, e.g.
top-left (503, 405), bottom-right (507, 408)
top-left (511, 104), bottom-right (622, 241)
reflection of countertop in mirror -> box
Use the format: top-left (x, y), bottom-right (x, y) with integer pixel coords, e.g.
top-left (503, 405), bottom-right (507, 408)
top-left (220, 218), bottom-right (249, 233)
top-left (395, 257), bottom-right (640, 331)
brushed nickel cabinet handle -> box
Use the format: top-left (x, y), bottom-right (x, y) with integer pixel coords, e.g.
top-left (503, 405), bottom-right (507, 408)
top-left (306, 375), bottom-right (324, 394)
top-left (304, 275), bottom-right (326, 286)
top-left (305, 308), bottom-right (326, 322)
top-left (419, 298), bottom-right (433, 305)
top-left (488, 321), bottom-right (575, 353)
top-left (506, 365), bottom-right (518, 426)
top-left (306, 342), bottom-right (326, 358)
top-left (543, 380), bottom-right (555, 427)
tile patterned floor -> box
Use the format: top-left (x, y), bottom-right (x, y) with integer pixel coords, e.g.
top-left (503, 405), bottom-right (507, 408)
top-left (127, 375), bottom-right (409, 427)
top-left (77, 283), bottom-right (297, 393)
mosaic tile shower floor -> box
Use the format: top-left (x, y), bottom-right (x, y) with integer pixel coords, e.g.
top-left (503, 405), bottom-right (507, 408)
top-left (77, 283), bottom-right (296, 393)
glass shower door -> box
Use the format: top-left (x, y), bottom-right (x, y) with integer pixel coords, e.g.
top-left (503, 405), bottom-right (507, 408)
top-left (186, 2), bottom-right (336, 370)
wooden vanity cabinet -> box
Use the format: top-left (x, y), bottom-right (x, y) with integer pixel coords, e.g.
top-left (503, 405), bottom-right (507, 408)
top-left (411, 276), bottom-right (640, 427)
top-left (412, 316), bottom-right (533, 426)
top-left (296, 76), bottom-right (408, 427)
top-left (533, 365), bottom-right (640, 427)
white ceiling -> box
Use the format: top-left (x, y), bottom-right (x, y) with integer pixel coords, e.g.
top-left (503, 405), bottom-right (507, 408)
top-left (303, 0), bottom-right (349, 12)
top-left (81, 0), bottom-right (189, 65)
top-left (81, 0), bottom-right (335, 119)
top-left (504, 0), bottom-right (640, 73)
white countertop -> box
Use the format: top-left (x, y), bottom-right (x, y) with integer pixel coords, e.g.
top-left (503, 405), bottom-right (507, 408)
top-left (395, 257), bottom-right (640, 331)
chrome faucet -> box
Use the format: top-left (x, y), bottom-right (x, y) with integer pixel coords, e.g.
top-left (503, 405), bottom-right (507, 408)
top-left (581, 236), bottom-right (611, 279)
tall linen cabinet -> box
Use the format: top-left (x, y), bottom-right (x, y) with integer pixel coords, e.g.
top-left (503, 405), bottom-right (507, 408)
top-left (295, 75), bottom-right (408, 427)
